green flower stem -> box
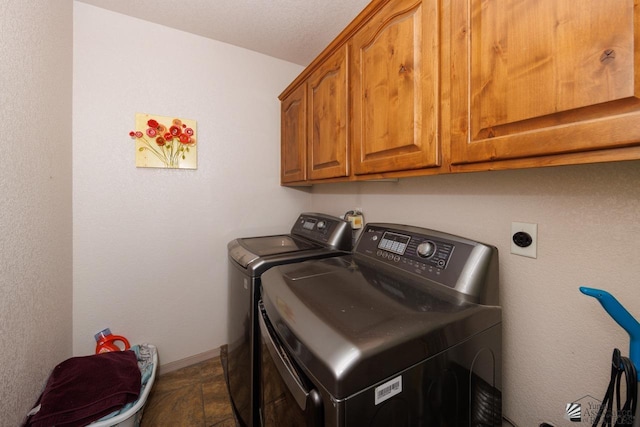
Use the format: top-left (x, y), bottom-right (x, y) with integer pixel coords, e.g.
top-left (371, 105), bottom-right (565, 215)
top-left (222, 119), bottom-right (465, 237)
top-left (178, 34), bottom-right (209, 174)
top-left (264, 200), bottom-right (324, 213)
top-left (139, 137), bottom-right (170, 166)
top-left (171, 144), bottom-right (182, 165)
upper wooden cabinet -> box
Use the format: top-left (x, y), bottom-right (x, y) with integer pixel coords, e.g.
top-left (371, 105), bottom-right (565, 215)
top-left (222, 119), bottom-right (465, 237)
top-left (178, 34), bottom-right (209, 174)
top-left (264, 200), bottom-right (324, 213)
top-left (280, 0), bottom-right (640, 185)
top-left (351, 0), bottom-right (440, 175)
top-left (449, 0), bottom-right (640, 166)
top-left (307, 45), bottom-right (349, 180)
top-left (281, 83), bottom-right (306, 183)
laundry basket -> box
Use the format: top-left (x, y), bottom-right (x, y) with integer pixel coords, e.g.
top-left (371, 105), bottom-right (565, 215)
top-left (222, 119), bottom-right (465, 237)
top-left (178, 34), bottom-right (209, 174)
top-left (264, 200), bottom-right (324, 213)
top-left (89, 344), bottom-right (158, 427)
top-left (25, 344), bottom-right (158, 427)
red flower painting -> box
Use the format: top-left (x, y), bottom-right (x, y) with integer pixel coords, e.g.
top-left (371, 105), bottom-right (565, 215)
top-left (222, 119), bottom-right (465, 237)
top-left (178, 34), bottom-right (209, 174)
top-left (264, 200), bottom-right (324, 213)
top-left (129, 114), bottom-right (197, 169)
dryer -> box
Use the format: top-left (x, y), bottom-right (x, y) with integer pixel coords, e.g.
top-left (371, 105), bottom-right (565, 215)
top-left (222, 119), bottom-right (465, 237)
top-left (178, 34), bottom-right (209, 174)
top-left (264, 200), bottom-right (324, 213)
top-left (259, 223), bottom-right (501, 426)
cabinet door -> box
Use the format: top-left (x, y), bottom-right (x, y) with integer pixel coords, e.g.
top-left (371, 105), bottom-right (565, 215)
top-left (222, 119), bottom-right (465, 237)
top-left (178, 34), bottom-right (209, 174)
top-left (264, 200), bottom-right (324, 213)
top-left (307, 45), bottom-right (349, 180)
top-left (281, 84), bottom-right (307, 183)
top-left (351, 0), bottom-right (440, 175)
top-left (450, 0), bottom-right (640, 165)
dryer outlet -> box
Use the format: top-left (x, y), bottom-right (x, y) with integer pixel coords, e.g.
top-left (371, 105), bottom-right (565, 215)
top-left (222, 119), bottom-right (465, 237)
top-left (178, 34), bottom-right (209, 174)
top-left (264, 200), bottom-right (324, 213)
top-left (511, 222), bottom-right (537, 258)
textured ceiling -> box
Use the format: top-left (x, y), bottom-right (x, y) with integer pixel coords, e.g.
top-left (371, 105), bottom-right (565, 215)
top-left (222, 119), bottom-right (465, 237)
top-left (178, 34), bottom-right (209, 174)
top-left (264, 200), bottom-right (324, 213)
top-left (76, 0), bottom-right (371, 66)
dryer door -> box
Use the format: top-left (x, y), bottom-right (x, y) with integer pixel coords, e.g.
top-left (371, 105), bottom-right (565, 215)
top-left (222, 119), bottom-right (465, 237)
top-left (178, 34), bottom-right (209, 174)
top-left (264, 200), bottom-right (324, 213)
top-left (259, 302), bottom-right (324, 427)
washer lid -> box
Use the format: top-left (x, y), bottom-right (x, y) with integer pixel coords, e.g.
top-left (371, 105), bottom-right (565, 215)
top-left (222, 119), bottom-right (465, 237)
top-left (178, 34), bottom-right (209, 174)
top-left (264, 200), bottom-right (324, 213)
top-left (228, 235), bottom-right (318, 269)
top-left (261, 257), bottom-right (501, 399)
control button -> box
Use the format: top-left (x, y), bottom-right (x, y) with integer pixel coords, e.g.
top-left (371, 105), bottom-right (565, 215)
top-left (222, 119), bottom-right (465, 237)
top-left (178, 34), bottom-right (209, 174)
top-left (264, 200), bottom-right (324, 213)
top-left (394, 256), bottom-right (400, 262)
top-left (437, 259), bottom-right (446, 267)
top-left (416, 241), bottom-right (436, 258)
top-left (317, 220), bottom-right (326, 230)
top-left (376, 250), bottom-right (382, 256)
top-left (372, 235), bottom-right (378, 241)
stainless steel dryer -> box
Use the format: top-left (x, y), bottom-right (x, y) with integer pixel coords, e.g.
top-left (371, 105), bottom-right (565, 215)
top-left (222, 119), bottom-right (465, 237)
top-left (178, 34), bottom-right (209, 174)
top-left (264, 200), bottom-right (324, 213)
top-left (259, 223), bottom-right (502, 427)
top-left (226, 213), bottom-right (352, 427)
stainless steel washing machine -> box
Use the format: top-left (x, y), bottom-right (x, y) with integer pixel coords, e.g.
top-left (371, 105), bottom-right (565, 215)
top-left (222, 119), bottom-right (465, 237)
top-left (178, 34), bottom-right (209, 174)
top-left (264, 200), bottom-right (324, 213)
top-left (259, 223), bottom-right (502, 427)
top-left (226, 213), bottom-right (352, 427)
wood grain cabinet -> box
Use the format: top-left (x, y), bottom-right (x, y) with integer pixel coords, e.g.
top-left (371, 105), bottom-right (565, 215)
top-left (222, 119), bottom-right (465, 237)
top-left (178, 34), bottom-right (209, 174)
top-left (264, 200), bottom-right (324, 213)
top-left (307, 45), bottom-right (349, 180)
top-left (448, 0), bottom-right (640, 167)
top-left (280, 46), bottom-right (348, 184)
top-left (351, 0), bottom-right (440, 175)
top-left (280, 84), bottom-right (307, 183)
top-left (281, 0), bottom-right (640, 185)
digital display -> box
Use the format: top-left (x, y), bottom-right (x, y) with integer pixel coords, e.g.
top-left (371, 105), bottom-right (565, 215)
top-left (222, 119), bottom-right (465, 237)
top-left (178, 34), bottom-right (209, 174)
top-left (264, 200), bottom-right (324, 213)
top-left (378, 232), bottom-right (410, 255)
top-left (303, 219), bottom-right (316, 230)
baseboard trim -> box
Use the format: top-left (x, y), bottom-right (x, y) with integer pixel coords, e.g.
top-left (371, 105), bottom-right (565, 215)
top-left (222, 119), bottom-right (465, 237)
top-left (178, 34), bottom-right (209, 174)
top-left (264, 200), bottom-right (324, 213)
top-left (158, 347), bottom-right (221, 376)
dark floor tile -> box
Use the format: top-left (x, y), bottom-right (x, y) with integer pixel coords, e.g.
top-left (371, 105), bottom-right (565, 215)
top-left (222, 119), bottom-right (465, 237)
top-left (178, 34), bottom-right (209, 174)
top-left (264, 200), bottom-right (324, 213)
top-left (142, 350), bottom-right (237, 427)
top-left (203, 380), bottom-right (235, 425)
top-left (152, 362), bottom-right (207, 394)
top-left (210, 418), bottom-right (238, 427)
top-left (200, 357), bottom-right (225, 381)
top-left (142, 383), bottom-right (205, 426)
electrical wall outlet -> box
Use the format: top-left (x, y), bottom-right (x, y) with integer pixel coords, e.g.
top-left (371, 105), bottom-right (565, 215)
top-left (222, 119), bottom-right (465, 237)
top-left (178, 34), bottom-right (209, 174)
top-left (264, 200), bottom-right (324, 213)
top-left (346, 210), bottom-right (364, 229)
top-left (511, 222), bottom-right (537, 258)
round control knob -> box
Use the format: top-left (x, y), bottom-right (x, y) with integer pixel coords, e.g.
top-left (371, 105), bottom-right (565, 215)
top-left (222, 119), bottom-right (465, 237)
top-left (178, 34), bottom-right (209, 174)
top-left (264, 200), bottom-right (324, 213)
top-left (316, 220), bottom-right (327, 230)
top-left (416, 241), bottom-right (436, 258)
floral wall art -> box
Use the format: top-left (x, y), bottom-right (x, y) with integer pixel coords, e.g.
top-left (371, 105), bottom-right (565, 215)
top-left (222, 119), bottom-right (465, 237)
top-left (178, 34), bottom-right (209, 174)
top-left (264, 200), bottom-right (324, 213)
top-left (129, 113), bottom-right (197, 169)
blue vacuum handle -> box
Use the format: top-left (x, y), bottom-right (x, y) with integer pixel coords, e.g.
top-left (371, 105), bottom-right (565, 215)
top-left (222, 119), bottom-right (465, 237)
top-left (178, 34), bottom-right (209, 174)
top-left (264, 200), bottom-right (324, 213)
top-left (580, 286), bottom-right (640, 380)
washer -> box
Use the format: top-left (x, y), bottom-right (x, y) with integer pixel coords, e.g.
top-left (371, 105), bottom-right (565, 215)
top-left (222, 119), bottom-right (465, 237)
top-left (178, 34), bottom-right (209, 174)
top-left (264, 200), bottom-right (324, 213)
top-left (259, 223), bottom-right (502, 426)
top-left (226, 213), bottom-right (352, 427)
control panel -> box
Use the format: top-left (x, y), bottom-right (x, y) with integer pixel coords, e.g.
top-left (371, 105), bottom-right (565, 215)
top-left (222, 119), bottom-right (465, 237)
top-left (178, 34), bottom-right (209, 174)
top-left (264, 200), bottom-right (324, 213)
top-left (354, 223), bottom-right (494, 296)
top-left (375, 230), bottom-right (454, 269)
top-left (291, 213), bottom-right (352, 251)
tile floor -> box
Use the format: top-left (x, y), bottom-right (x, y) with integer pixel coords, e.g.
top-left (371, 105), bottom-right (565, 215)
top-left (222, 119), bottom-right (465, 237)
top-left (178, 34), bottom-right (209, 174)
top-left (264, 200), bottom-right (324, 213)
top-left (141, 347), bottom-right (238, 426)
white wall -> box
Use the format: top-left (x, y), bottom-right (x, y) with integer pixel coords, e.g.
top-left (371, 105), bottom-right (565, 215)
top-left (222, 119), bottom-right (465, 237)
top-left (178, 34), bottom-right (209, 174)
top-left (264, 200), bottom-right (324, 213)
top-left (310, 160), bottom-right (640, 427)
top-left (0, 1), bottom-right (73, 424)
top-left (73, 3), bottom-right (308, 365)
